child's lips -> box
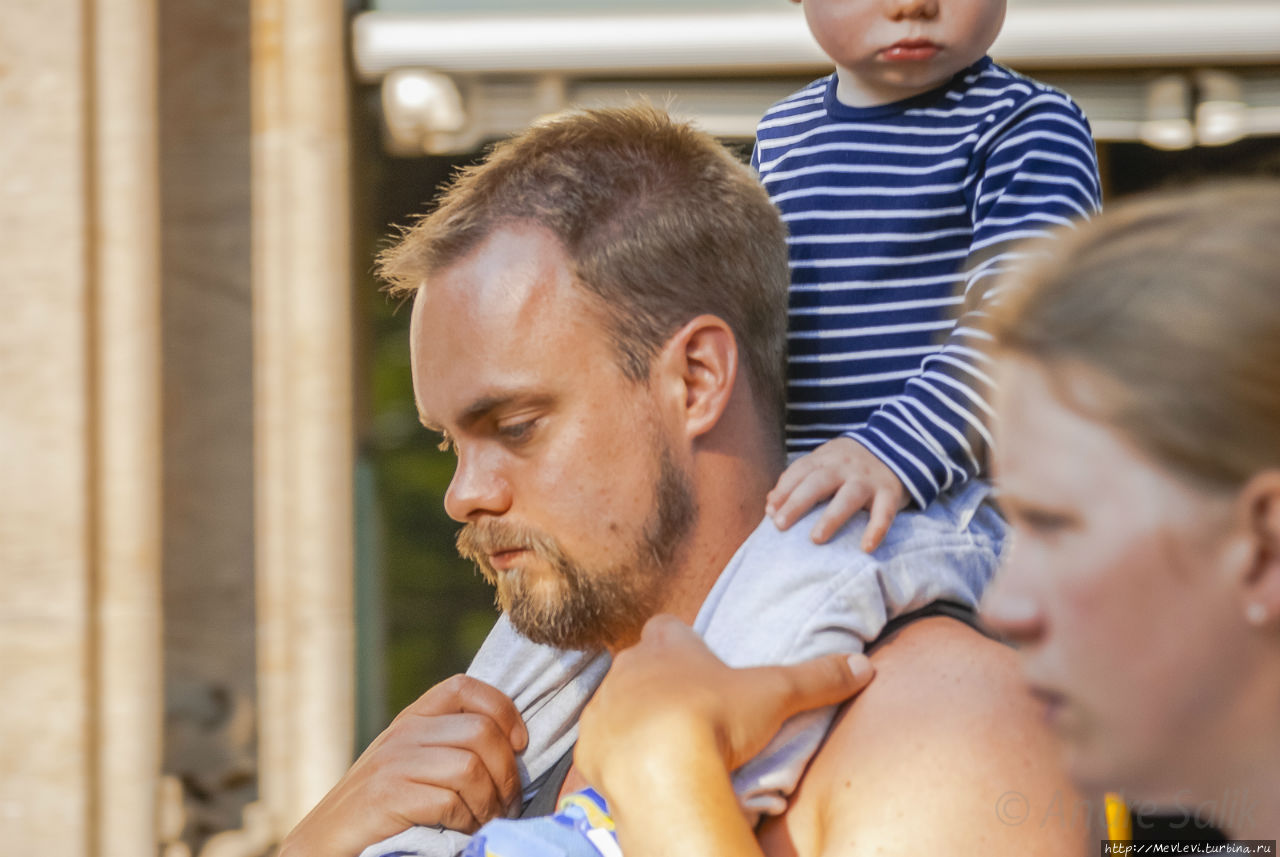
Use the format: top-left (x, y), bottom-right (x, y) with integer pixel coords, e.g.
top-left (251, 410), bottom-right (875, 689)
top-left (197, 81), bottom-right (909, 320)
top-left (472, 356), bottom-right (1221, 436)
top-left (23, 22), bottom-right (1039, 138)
top-left (881, 39), bottom-right (940, 62)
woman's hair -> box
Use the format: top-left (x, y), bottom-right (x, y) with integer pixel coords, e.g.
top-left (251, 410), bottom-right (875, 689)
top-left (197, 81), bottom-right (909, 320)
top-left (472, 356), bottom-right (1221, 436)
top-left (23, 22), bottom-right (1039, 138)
top-left (987, 180), bottom-right (1280, 490)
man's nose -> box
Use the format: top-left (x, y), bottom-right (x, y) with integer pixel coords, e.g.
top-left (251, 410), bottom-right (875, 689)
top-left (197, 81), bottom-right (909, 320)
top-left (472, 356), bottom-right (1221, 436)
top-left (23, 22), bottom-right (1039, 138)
top-left (979, 563), bottom-right (1045, 645)
top-left (888, 0), bottom-right (939, 20)
top-left (443, 449), bottom-right (512, 523)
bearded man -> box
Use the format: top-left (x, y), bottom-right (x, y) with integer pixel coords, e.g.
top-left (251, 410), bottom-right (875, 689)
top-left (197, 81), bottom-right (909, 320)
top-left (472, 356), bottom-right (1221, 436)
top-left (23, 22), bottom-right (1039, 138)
top-left (281, 105), bottom-right (1088, 857)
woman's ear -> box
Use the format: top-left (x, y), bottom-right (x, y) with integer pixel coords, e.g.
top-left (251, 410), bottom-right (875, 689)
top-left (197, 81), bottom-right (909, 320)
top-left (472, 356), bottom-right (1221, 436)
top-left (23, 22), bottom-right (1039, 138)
top-left (653, 314), bottom-right (738, 440)
top-left (1235, 470), bottom-right (1280, 628)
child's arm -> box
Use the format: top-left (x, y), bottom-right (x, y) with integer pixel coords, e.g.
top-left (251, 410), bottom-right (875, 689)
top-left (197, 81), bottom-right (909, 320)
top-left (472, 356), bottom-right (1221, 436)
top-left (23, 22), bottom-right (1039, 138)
top-left (774, 91), bottom-right (1101, 549)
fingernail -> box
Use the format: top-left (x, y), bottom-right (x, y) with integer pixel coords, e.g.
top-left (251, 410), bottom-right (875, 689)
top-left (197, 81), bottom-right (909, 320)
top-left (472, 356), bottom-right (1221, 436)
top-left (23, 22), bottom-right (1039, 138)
top-left (847, 654), bottom-right (874, 683)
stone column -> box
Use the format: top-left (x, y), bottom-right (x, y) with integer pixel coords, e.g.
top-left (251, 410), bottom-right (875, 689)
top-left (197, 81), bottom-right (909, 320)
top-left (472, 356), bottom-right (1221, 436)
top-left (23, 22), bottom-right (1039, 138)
top-left (0, 3), bottom-right (96, 850)
top-left (0, 1), bottom-right (163, 855)
top-left (92, 0), bottom-right (165, 854)
top-left (251, 0), bottom-right (356, 837)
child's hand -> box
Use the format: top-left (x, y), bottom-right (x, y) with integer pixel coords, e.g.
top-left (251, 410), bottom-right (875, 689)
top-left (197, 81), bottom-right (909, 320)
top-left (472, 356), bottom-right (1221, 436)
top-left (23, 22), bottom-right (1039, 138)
top-left (766, 436), bottom-right (910, 550)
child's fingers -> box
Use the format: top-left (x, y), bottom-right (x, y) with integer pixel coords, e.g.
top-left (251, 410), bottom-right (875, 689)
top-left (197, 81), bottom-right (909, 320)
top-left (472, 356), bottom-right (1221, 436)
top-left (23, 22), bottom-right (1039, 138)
top-left (766, 456), bottom-right (813, 516)
top-left (860, 488), bottom-right (901, 553)
top-left (772, 470), bottom-right (841, 531)
top-left (810, 481), bottom-right (873, 544)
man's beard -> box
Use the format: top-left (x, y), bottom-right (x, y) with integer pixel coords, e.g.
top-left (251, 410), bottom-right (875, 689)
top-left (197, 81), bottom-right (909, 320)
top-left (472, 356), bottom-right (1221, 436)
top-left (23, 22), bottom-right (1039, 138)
top-left (455, 441), bottom-right (696, 650)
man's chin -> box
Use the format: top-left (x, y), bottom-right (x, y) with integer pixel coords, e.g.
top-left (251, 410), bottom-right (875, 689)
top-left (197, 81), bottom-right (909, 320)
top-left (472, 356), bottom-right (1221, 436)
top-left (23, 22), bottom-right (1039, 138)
top-left (506, 612), bottom-right (605, 650)
top-left (502, 594), bottom-right (627, 651)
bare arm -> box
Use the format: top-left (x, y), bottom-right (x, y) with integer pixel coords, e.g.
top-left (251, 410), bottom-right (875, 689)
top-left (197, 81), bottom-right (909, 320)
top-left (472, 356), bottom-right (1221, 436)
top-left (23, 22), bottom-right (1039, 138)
top-left (581, 617), bottom-right (1091, 857)
top-left (761, 617), bottom-right (1094, 857)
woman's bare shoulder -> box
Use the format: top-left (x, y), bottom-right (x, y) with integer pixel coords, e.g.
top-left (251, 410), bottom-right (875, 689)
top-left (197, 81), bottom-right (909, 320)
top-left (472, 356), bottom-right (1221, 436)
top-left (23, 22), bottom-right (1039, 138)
top-left (760, 617), bottom-right (1098, 857)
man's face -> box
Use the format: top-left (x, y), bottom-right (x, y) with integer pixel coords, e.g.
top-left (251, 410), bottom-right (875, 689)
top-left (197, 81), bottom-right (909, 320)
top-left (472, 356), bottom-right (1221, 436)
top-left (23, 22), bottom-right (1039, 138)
top-left (410, 223), bottom-right (696, 651)
top-left (798, 0), bottom-right (1006, 107)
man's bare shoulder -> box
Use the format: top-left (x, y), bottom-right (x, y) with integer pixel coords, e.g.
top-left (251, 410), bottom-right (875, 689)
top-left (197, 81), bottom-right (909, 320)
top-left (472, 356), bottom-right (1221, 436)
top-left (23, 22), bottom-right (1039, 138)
top-left (759, 617), bottom-right (1097, 857)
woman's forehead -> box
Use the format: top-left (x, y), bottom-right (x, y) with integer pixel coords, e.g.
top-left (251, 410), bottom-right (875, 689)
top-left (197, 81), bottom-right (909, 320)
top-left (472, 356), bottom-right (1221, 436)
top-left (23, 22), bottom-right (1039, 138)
top-left (994, 356), bottom-right (1226, 525)
top-left (995, 358), bottom-right (1130, 495)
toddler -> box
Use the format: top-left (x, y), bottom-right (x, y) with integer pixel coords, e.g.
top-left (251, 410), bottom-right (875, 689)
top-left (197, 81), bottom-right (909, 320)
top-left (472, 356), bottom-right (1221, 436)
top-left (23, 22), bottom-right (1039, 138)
top-left (761, 0), bottom-right (1100, 546)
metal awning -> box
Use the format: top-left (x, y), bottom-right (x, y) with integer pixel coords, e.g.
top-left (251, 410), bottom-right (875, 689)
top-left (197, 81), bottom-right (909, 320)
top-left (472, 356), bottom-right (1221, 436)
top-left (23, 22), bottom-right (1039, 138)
top-left (351, 2), bottom-right (1280, 155)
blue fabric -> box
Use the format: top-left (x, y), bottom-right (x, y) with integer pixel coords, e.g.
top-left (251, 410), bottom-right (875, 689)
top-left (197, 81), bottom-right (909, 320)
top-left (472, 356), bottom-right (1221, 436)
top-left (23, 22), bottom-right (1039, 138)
top-left (754, 56), bottom-right (1102, 508)
top-left (464, 789), bottom-right (619, 857)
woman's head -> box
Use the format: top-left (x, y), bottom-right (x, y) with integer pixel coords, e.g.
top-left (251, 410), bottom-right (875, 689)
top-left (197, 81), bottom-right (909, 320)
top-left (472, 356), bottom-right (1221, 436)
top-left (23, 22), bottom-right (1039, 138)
top-left (981, 181), bottom-right (1280, 819)
top-left (988, 181), bottom-right (1280, 491)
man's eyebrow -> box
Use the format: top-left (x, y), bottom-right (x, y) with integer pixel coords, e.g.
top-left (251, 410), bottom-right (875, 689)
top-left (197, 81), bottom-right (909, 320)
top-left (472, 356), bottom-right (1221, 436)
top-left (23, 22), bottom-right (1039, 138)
top-left (418, 391), bottom-right (553, 434)
top-left (458, 392), bottom-right (552, 427)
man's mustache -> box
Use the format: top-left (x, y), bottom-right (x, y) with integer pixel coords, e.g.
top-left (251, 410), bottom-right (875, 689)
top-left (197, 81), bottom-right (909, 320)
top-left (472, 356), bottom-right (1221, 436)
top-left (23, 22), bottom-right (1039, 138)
top-left (456, 520), bottom-right (566, 568)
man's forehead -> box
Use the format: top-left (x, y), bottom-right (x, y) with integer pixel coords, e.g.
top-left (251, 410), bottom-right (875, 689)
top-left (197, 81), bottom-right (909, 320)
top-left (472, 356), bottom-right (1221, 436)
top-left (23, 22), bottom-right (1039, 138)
top-left (408, 224), bottom-right (618, 428)
top-left (410, 224), bottom-right (595, 328)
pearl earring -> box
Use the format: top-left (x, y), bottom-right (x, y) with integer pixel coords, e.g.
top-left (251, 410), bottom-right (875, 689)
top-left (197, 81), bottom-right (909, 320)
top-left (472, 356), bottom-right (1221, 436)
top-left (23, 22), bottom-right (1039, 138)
top-left (1245, 602), bottom-right (1269, 626)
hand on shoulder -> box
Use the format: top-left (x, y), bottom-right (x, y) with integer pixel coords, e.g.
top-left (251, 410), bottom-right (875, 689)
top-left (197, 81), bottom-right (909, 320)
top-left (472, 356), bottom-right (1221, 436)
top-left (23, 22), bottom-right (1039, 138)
top-left (767, 437), bottom-right (909, 550)
top-left (577, 615), bottom-right (874, 791)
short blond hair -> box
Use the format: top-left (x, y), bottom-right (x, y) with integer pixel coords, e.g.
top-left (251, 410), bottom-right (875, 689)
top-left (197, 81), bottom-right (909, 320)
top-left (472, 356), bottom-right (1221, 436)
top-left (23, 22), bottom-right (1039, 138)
top-left (379, 104), bottom-right (791, 429)
top-left (988, 180), bottom-right (1280, 489)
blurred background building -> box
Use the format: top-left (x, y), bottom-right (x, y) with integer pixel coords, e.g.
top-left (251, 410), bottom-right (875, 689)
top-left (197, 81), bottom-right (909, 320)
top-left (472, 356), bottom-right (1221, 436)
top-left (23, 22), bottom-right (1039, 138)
top-left (2, 1), bottom-right (1277, 855)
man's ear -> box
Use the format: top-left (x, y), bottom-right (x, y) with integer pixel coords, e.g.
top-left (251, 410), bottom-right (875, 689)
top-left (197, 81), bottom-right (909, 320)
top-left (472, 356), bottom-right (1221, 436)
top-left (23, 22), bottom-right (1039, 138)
top-left (654, 314), bottom-right (738, 440)
top-left (1232, 470), bottom-right (1280, 627)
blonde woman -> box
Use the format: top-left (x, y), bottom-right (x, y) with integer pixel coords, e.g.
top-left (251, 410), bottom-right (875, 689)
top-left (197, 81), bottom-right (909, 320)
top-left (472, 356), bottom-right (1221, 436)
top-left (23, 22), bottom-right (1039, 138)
top-left (980, 181), bottom-right (1280, 839)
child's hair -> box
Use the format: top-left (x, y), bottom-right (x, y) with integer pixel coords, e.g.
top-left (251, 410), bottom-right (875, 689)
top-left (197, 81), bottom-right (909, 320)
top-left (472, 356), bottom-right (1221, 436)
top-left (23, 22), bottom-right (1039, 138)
top-left (987, 180), bottom-right (1280, 489)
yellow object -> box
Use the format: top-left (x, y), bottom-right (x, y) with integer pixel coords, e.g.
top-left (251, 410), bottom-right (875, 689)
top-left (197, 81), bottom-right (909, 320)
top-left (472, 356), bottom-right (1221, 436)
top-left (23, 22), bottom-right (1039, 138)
top-left (1105, 792), bottom-right (1132, 840)
top-left (559, 791), bottom-right (617, 832)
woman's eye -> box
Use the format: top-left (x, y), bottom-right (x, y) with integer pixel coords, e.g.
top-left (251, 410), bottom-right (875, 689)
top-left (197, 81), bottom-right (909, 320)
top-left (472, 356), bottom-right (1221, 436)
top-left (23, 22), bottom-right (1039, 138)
top-left (1020, 509), bottom-right (1073, 535)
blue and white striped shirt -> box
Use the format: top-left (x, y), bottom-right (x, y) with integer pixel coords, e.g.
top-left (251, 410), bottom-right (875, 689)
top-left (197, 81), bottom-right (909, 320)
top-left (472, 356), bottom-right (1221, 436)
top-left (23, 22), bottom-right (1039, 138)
top-left (753, 56), bottom-right (1101, 509)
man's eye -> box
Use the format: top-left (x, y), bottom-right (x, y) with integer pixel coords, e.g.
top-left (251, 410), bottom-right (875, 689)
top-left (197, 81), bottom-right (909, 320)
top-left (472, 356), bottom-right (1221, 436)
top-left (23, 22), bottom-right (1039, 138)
top-left (497, 420), bottom-right (537, 444)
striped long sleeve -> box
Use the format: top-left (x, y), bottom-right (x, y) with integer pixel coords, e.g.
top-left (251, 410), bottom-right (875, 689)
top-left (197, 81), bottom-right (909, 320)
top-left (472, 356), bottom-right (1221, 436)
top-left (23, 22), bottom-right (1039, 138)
top-left (754, 57), bottom-right (1101, 508)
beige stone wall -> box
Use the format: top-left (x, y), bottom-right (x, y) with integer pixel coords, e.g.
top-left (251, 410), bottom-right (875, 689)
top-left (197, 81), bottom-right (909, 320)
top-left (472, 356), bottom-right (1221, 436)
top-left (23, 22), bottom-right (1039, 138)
top-left (0, 1), bottom-right (354, 854)
top-left (1, 1), bottom-right (164, 854)
top-left (1, 1), bottom-right (94, 852)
